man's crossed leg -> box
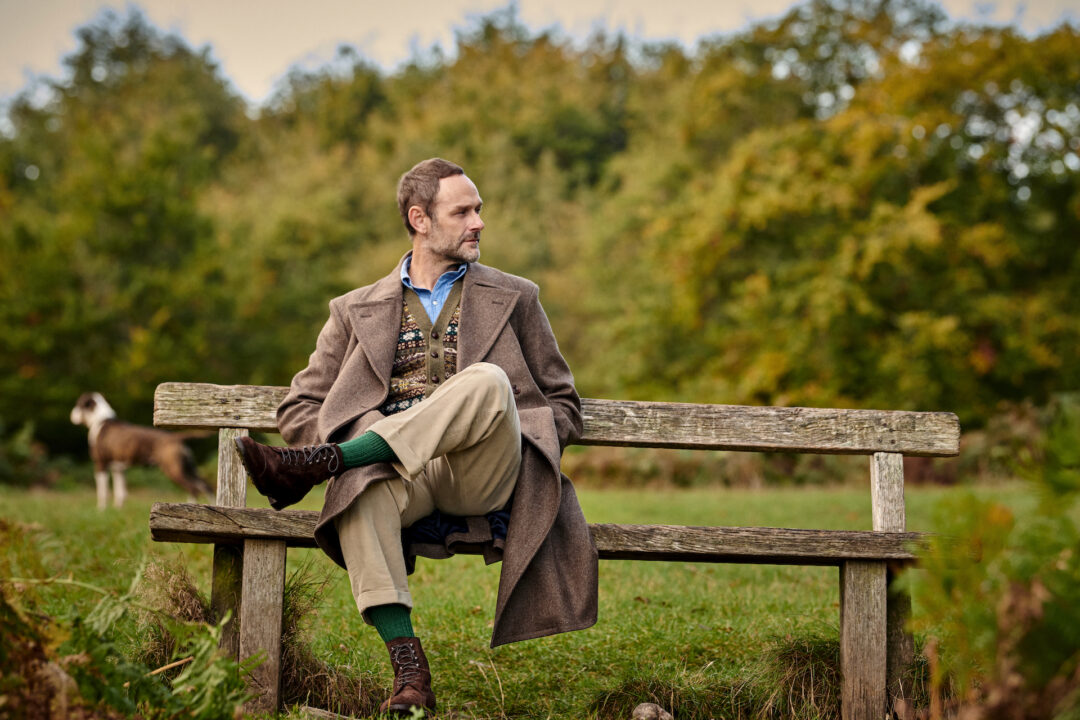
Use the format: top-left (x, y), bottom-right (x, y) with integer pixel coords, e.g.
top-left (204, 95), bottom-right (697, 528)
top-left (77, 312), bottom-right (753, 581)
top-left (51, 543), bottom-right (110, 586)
top-left (236, 363), bottom-right (521, 715)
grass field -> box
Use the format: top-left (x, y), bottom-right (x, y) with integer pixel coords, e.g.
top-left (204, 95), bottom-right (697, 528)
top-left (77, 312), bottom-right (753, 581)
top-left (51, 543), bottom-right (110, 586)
top-left (0, 474), bottom-right (1038, 719)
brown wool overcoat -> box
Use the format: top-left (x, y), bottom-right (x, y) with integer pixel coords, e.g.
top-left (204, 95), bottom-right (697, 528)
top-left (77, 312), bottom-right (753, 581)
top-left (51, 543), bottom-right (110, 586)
top-left (277, 257), bottom-right (599, 646)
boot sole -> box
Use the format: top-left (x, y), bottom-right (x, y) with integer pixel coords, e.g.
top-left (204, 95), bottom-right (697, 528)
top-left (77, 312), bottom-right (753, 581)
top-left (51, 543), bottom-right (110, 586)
top-left (233, 437), bottom-right (251, 472)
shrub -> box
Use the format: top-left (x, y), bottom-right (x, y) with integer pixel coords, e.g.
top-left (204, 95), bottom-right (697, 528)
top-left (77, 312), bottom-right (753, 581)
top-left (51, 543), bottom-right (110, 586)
top-left (135, 557), bottom-right (385, 717)
top-left (588, 632), bottom-right (935, 719)
top-left (0, 520), bottom-right (252, 719)
top-left (0, 418), bottom-right (55, 488)
top-left (907, 393), bottom-right (1080, 718)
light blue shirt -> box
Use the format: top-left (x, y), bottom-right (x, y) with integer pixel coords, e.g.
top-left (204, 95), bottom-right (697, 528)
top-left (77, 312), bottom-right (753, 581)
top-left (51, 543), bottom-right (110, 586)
top-left (400, 255), bottom-right (469, 323)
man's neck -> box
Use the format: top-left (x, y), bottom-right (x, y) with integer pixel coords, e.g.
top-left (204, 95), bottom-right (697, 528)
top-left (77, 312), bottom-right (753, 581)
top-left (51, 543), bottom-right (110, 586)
top-left (408, 248), bottom-right (460, 291)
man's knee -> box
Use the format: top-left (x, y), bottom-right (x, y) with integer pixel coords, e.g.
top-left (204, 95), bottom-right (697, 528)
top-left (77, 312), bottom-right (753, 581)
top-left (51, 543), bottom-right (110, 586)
top-left (462, 362), bottom-right (513, 404)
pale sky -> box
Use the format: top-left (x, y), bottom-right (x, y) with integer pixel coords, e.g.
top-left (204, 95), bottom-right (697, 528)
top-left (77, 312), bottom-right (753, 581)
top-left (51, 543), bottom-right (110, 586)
top-left (1, 0), bottom-right (1077, 107)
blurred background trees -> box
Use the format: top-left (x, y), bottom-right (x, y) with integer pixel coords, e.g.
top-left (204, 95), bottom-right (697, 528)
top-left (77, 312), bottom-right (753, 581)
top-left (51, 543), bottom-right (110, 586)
top-left (1, 0), bottom-right (1077, 459)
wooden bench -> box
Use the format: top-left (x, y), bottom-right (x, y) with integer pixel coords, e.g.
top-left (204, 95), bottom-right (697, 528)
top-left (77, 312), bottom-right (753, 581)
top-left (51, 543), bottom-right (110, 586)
top-left (150, 382), bottom-right (960, 719)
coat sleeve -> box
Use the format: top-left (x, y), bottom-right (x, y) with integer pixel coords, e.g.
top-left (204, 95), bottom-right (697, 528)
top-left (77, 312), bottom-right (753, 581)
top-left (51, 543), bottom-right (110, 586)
top-left (516, 283), bottom-right (583, 452)
top-left (277, 299), bottom-right (349, 446)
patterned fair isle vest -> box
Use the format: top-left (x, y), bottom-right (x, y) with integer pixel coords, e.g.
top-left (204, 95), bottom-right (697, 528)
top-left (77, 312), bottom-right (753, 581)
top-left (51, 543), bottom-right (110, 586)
top-left (379, 281), bottom-right (463, 416)
top-left (382, 278), bottom-right (511, 564)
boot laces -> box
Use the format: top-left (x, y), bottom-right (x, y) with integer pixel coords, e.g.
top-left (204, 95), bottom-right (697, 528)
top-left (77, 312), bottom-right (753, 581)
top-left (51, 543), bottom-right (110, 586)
top-left (390, 642), bottom-right (423, 686)
top-left (274, 443), bottom-right (340, 473)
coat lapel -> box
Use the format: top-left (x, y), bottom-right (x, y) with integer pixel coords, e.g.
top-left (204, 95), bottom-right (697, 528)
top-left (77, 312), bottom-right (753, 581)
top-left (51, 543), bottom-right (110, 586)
top-left (459, 265), bottom-right (520, 366)
top-left (347, 298), bottom-right (400, 387)
top-left (345, 263), bottom-right (405, 388)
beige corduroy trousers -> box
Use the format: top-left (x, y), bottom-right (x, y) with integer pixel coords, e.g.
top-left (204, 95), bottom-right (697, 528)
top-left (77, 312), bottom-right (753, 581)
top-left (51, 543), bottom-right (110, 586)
top-left (334, 362), bottom-right (521, 620)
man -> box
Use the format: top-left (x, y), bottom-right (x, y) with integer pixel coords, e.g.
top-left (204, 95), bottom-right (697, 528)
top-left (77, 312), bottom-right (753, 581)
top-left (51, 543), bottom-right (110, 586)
top-left (236, 158), bottom-right (598, 715)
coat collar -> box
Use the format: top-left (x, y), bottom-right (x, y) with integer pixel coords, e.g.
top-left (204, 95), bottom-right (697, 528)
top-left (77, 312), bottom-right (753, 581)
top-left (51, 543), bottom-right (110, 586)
top-left (343, 255), bottom-right (405, 388)
top-left (459, 263), bottom-right (520, 366)
top-left (345, 255), bottom-right (521, 384)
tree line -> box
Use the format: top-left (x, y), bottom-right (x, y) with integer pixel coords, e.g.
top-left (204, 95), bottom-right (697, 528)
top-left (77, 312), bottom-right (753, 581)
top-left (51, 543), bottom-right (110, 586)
top-left (1, 0), bottom-right (1078, 456)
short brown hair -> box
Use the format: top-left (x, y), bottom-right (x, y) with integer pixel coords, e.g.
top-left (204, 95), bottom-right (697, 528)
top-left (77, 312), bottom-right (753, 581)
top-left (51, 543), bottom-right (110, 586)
top-left (397, 158), bottom-right (465, 235)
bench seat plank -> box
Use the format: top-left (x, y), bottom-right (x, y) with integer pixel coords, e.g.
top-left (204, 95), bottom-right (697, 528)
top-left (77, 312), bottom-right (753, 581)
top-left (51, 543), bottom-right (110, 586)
top-left (149, 502), bottom-right (924, 565)
top-left (155, 383), bottom-right (959, 457)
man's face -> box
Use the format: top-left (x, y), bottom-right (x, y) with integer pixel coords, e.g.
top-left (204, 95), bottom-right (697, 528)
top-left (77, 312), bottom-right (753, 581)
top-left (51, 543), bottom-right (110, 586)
top-left (422, 174), bottom-right (484, 264)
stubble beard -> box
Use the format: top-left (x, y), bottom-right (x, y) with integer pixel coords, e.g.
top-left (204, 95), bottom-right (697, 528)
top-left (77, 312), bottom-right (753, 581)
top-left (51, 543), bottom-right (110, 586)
top-left (455, 232), bottom-right (481, 263)
top-left (427, 213), bottom-right (481, 263)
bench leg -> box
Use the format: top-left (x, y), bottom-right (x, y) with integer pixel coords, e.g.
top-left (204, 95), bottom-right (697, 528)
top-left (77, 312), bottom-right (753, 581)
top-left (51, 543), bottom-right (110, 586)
top-left (870, 452), bottom-right (914, 711)
top-left (211, 544), bottom-right (243, 659)
top-left (840, 560), bottom-right (887, 720)
top-left (213, 428), bottom-right (249, 659)
top-left (886, 563), bottom-right (915, 710)
top-left (240, 538), bottom-right (286, 713)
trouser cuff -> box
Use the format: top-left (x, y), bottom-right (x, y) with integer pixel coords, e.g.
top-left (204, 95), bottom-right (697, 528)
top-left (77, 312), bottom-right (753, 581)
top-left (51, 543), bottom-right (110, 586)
top-left (356, 588), bottom-right (414, 625)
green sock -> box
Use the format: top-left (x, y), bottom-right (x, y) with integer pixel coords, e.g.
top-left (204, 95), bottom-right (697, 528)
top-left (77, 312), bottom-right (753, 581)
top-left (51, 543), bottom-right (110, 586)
top-left (338, 431), bottom-right (397, 469)
top-left (367, 604), bottom-right (415, 642)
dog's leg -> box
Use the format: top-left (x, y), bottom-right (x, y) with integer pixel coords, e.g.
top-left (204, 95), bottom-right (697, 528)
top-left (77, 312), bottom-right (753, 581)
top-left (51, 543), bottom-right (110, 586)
top-left (94, 470), bottom-right (109, 510)
top-left (111, 465), bottom-right (128, 508)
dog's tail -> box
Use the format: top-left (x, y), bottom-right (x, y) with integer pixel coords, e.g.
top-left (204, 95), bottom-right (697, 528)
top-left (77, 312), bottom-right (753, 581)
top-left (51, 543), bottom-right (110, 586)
top-left (179, 447), bottom-right (215, 499)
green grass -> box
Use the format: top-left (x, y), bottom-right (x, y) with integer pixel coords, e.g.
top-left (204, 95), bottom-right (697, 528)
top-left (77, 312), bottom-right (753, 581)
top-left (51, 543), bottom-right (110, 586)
top-left (0, 474), bottom-right (1039, 719)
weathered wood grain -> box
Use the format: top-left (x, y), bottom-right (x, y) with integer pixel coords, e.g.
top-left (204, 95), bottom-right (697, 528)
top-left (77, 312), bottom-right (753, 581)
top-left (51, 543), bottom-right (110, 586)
top-left (151, 503), bottom-right (320, 545)
top-left (155, 384), bottom-right (286, 432)
top-left (211, 427), bottom-right (248, 660)
top-left (216, 428), bottom-right (248, 508)
top-left (871, 453), bottom-right (906, 533)
top-left (149, 503), bottom-right (925, 564)
top-left (239, 539), bottom-right (286, 714)
top-left (871, 452), bottom-right (915, 708)
top-left (154, 383), bottom-right (960, 456)
top-left (589, 523), bottom-right (923, 563)
top-left (840, 561), bottom-right (888, 720)
top-left (580, 399), bottom-right (959, 456)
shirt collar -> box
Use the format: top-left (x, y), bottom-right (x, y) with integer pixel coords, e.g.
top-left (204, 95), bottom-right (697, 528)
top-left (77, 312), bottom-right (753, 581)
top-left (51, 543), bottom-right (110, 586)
top-left (400, 253), bottom-right (469, 291)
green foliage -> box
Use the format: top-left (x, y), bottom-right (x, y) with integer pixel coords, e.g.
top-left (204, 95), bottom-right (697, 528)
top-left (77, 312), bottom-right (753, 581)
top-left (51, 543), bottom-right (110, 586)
top-left (908, 393), bottom-right (1080, 718)
top-left (589, 632), bottom-right (932, 719)
top-left (0, 587), bottom-right (53, 719)
top-left (1036, 393), bottom-right (1080, 501)
top-left (573, 15), bottom-right (1080, 424)
top-left (0, 418), bottom-right (50, 487)
top-left (1, 10), bottom-right (246, 453)
top-left (2, 0), bottom-right (1079, 460)
top-left (55, 588), bottom-right (255, 720)
top-left (0, 519), bottom-right (252, 719)
top-left (0, 480), bottom-right (1042, 718)
top-left (264, 46), bottom-right (389, 149)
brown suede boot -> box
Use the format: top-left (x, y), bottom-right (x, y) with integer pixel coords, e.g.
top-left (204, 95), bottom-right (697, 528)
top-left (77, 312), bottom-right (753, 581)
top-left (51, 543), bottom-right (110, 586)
top-left (234, 436), bottom-right (343, 510)
top-left (379, 637), bottom-right (436, 716)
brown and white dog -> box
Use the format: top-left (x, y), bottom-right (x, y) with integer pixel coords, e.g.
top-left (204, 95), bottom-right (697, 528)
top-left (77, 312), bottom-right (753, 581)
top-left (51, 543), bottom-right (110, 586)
top-left (70, 392), bottom-right (213, 508)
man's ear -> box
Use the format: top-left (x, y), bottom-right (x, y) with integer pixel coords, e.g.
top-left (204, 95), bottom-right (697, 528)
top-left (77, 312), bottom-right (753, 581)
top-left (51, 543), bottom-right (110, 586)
top-left (408, 205), bottom-right (428, 235)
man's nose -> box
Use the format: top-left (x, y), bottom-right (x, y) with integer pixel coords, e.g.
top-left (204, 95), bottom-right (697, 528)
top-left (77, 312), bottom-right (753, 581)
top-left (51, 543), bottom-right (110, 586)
top-left (470, 214), bottom-right (484, 232)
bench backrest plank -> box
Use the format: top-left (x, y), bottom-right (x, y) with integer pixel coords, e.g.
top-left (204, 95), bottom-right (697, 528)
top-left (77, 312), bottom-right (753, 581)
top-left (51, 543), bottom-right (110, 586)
top-left (155, 383), bottom-right (960, 457)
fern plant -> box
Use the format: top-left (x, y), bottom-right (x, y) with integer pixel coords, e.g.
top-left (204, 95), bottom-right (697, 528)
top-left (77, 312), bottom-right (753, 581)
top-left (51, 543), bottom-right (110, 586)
top-left (2, 545), bottom-right (254, 720)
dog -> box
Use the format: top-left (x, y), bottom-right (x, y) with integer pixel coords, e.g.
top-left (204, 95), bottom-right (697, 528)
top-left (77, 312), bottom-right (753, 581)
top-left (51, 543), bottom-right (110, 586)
top-left (70, 392), bottom-right (213, 508)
